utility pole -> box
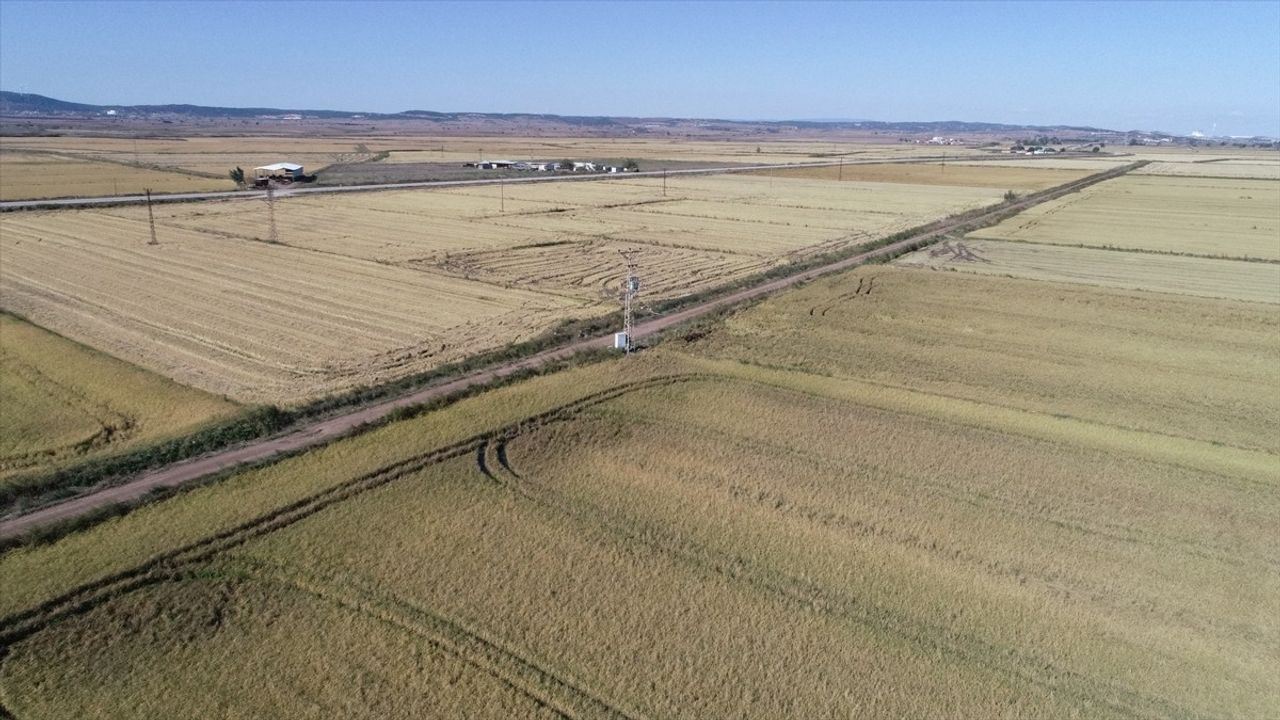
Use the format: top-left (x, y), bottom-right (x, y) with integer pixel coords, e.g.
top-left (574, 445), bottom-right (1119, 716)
top-left (145, 189), bottom-right (158, 245)
top-left (265, 183), bottom-right (278, 244)
top-left (500, 176), bottom-right (505, 213)
top-left (662, 168), bottom-right (667, 197)
top-left (838, 157), bottom-right (844, 181)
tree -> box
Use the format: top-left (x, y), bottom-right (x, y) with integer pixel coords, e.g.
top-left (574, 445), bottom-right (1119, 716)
top-left (559, 159), bottom-right (576, 171)
top-left (229, 166), bottom-right (245, 187)
top-left (1003, 190), bottom-right (1018, 202)
top-left (1092, 146), bottom-right (1101, 153)
top-left (624, 158), bottom-right (639, 171)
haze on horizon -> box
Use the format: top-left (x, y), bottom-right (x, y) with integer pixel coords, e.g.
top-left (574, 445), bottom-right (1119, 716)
top-left (1, 0), bottom-right (1278, 137)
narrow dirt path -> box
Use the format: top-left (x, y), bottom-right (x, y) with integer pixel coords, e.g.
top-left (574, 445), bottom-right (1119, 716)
top-left (0, 161), bottom-right (1142, 540)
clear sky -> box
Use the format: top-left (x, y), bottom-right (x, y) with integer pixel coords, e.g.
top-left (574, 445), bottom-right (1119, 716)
top-left (2, 0), bottom-right (1278, 136)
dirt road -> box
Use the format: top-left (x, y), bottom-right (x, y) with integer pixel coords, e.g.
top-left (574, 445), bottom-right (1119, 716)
top-left (0, 161), bottom-right (1142, 540)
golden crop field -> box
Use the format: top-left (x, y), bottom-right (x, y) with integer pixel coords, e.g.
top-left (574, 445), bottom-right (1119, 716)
top-left (953, 157), bottom-right (1131, 171)
top-left (3, 269), bottom-right (1275, 718)
top-left (763, 160), bottom-right (1092, 191)
top-left (0, 151), bottom-right (231, 200)
top-left (1134, 159), bottom-right (1280, 179)
top-left (895, 238), bottom-right (1280, 304)
top-left (1, 171), bottom-right (1011, 402)
top-left (0, 313), bottom-right (239, 483)
top-left (0, 210), bottom-right (583, 404)
top-left (970, 174), bottom-right (1280, 260)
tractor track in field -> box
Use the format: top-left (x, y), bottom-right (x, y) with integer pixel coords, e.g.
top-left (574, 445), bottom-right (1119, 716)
top-left (0, 375), bottom-right (710, 718)
top-left (239, 558), bottom-right (644, 720)
top-left (482, 399), bottom-right (1194, 720)
top-left (0, 375), bottom-right (711, 647)
top-left (0, 160), bottom-right (1146, 544)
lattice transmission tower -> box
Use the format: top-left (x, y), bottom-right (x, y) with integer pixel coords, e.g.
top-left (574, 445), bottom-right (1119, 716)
top-left (618, 249), bottom-right (641, 355)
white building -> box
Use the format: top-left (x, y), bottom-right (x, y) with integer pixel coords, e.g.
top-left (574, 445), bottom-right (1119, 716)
top-left (254, 162), bottom-right (305, 180)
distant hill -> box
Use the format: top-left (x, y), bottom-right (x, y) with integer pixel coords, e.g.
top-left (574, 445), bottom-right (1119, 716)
top-left (0, 90), bottom-right (1121, 136)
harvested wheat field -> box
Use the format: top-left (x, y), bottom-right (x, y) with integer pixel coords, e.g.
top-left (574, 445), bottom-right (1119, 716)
top-left (0, 210), bottom-right (582, 403)
top-left (1, 172), bottom-right (1011, 403)
top-left (970, 174), bottom-right (1280, 260)
top-left (0, 313), bottom-right (239, 484)
top-left (2, 268), bottom-right (1276, 718)
top-left (763, 160), bottom-right (1092, 191)
top-left (895, 238), bottom-right (1280, 304)
top-left (0, 150), bottom-right (231, 200)
top-left (1134, 159), bottom-right (1280, 180)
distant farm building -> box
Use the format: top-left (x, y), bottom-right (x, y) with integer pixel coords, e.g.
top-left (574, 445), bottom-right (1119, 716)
top-left (254, 162), bottom-right (305, 181)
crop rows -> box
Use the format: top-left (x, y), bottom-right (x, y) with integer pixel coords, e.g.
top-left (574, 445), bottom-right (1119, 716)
top-left (0, 211), bottom-right (577, 403)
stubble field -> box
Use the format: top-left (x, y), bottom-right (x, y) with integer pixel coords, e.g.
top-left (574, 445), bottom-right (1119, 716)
top-left (969, 174), bottom-right (1280, 260)
top-left (895, 238), bottom-right (1280, 304)
top-left (2, 268), bottom-right (1275, 718)
top-left (0, 151), bottom-right (232, 201)
top-left (0, 172), bottom-right (1008, 403)
top-left (763, 159), bottom-right (1093, 191)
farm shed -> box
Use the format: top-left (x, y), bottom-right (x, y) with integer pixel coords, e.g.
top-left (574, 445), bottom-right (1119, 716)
top-left (254, 162), bottom-right (305, 180)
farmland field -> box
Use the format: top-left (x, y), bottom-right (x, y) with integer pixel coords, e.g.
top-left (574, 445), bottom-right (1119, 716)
top-left (2, 269), bottom-right (1275, 718)
top-left (0, 313), bottom-right (239, 483)
top-left (895, 238), bottom-right (1280, 304)
top-left (0, 150), bottom-right (231, 200)
top-left (1, 172), bottom-right (1009, 403)
top-left (0, 136), bottom-right (996, 200)
top-left (764, 160), bottom-right (1093, 190)
top-left (969, 174), bottom-right (1280, 260)
top-left (0, 210), bottom-right (583, 404)
top-left (1134, 159), bottom-right (1280, 179)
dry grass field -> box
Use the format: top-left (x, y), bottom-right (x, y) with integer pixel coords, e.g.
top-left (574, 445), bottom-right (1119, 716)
top-left (1, 172), bottom-right (1007, 402)
top-left (763, 160), bottom-right (1092, 191)
top-left (2, 269), bottom-right (1275, 718)
top-left (895, 238), bottom-right (1280, 304)
top-left (970, 174), bottom-right (1280, 260)
top-left (0, 150), bottom-right (231, 200)
top-left (0, 314), bottom-right (239, 483)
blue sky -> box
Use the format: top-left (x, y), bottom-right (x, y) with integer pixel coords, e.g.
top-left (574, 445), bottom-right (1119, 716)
top-left (2, 1), bottom-right (1277, 136)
